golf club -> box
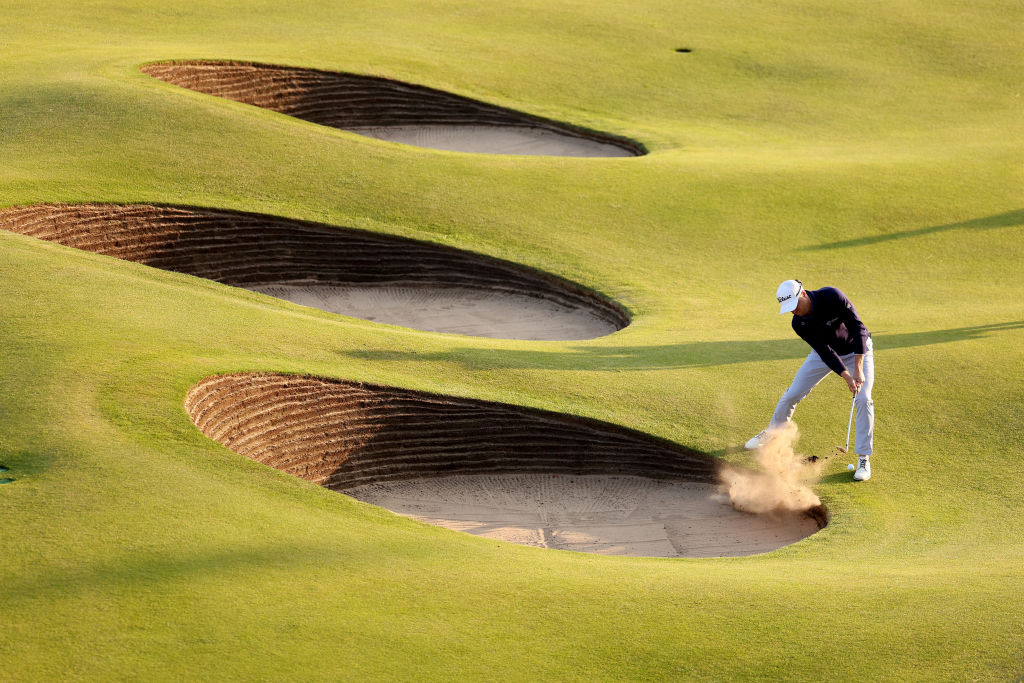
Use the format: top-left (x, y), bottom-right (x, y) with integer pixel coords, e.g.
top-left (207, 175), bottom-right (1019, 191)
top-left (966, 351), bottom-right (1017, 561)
top-left (835, 391), bottom-right (857, 455)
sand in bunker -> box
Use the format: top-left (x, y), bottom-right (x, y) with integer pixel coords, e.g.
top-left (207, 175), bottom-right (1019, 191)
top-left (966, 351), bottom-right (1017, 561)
top-left (345, 473), bottom-right (821, 558)
top-left (250, 284), bottom-right (618, 340)
top-left (347, 125), bottom-right (637, 157)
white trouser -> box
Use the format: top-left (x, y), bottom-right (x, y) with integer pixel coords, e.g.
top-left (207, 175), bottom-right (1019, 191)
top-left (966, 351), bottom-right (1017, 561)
top-left (770, 337), bottom-right (874, 456)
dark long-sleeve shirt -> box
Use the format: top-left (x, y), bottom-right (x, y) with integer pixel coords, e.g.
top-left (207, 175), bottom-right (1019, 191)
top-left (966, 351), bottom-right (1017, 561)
top-left (792, 287), bottom-right (870, 376)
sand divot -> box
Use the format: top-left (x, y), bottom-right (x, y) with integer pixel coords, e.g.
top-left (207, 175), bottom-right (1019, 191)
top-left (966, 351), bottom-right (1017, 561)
top-left (0, 203), bottom-right (627, 340)
top-left (140, 61), bottom-right (644, 157)
top-left (719, 422), bottom-right (824, 517)
top-left (185, 373), bottom-right (827, 558)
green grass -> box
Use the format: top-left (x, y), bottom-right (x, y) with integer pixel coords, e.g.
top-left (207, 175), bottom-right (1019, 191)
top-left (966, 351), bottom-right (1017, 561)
top-left (1, 0), bottom-right (1023, 679)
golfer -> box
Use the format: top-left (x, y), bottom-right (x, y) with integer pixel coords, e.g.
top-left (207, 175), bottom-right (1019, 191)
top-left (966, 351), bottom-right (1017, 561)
top-left (745, 280), bottom-right (874, 481)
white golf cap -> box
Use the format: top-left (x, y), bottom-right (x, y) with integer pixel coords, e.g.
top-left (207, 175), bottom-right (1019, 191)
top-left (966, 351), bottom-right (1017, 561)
top-left (776, 279), bottom-right (803, 314)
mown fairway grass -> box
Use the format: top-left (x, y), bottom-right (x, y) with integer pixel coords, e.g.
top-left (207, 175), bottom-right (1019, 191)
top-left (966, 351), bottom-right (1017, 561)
top-left (1, 1), bottom-right (1022, 679)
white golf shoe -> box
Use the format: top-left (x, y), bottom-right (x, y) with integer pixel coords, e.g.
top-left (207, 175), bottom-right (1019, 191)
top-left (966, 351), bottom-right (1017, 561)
top-left (744, 429), bottom-right (772, 451)
top-left (854, 456), bottom-right (871, 481)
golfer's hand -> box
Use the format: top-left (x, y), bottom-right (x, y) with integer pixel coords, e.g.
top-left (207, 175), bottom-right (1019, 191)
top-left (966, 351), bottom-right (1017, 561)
top-left (842, 371), bottom-right (861, 394)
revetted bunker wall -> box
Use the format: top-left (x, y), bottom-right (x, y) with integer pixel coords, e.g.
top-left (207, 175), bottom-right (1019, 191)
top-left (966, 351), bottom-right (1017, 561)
top-left (185, 373), bottom-right (721, 490)
top-left (0, 203), bottom-right (629, 329)
top-left (140, 60), bottom-right (645, 156)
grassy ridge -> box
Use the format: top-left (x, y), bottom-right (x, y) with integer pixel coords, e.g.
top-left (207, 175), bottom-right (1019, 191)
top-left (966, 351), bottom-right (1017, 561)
top-left (1, 0), bottom-right (1023, 679)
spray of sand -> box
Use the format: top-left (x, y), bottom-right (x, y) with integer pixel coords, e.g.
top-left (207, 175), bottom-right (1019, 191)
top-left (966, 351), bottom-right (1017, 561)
top-left (719, 422), bottom-right (822, 515)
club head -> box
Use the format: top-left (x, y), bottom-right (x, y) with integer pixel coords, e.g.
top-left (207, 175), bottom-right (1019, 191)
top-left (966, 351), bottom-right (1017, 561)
top-left (834, 446), bottom-right (848, 454)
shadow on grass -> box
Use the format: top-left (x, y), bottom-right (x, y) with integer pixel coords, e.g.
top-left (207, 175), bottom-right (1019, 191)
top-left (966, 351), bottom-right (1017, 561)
top-left (799, 209), bottom-right (1024, 251)
top-left (342, 321), bottom-right (1023, 372)
top-left (1, 541), bottom-right (386, 604)
top-left (818, 472), bottom-right (859, 486)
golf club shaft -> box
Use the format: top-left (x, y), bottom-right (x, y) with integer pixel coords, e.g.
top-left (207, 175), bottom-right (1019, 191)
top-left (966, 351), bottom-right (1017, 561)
top-left (845, 392), bottom-right (857, 452)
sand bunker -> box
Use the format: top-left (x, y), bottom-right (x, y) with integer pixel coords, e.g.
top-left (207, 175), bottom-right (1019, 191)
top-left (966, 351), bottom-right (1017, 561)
top-left (0, 204), bottom-right (627, 340)
top-left (185, 373), bottom-right (826, 558)
top-left (140, 61), bottom-right (644, 157)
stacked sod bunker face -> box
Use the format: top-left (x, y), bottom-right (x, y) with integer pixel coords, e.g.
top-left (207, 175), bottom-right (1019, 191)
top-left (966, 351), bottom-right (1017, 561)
top-left (0, 203), bottom-right (628, 340)
top-left (185, 373), bottom-right (827, 558)
top-left (140, 60), bottom-right (645, 157)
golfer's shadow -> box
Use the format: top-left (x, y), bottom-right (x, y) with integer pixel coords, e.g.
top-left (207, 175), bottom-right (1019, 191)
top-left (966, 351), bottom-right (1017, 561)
top-left (799, 208), bottom-right (1024, 251)
top-left (341, 321), bottom-right (1024, 372)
